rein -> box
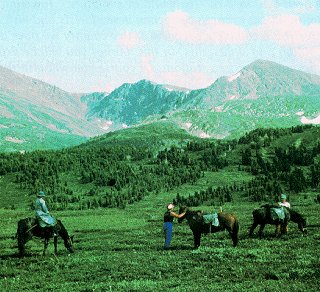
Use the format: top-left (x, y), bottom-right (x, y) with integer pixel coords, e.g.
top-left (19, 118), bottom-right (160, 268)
top-left (26, 224), bottom-right (38, 233)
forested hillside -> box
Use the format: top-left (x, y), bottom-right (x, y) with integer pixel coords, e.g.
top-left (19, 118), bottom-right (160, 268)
top-left (0, 124), bottom-right (319, 210)
top-left (176, 124), bottom-right (320, 206)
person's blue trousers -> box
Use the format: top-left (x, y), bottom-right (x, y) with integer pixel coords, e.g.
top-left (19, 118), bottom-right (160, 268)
top-left (163, 222), bottom-right (173, 248)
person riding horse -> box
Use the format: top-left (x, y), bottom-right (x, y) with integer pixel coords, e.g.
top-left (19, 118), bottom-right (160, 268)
top-left (278, 194), bottom-right (291, 208)
top-left (261, 194), bottom-right (291, 222)
top-left (249, 194), bottom-right (293, 238)
top-left (35, 191), bottom-right (58, 236)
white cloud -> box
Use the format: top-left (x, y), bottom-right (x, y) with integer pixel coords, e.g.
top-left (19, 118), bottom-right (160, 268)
top-left (161, 71), bottom-right (215, 89)
top-left (294, 47), bottom-right (320, 72)
top-left (140, 54), bottom-right (216, 89)
top-left (252, 14), bottom-right (320, 47)
top-left (252, 13), bottom-right (320, 74)
top-left (163, 11), bottom-right (248, 45)
top-left (117, 32), bottom-right (142, 49)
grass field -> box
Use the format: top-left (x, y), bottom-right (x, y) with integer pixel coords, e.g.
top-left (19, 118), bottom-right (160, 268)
top-left (1, 185), bottom-right (319, 291)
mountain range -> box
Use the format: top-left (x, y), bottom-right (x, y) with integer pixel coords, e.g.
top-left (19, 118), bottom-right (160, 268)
top-left (0, 60), bottom-right (320, 152)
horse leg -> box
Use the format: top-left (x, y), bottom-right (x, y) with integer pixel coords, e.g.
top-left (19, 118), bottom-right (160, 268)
top-left (43, 238), bottom-right (49, 256)
top-left (298, 223), bottom-right (307, 235)
top-left (193, 231), bottom-right (201, 249)
top-left (18, 238), bottom-right (26, 256)
top-left (280, 222), bottom-right (288, 236)
top-left (17, 232), bottom-right (32, 257)
top-left (230, 221), bottom-right (239, 247)
top-left (223, 223), bottom-right (238, 247)
top-left (248, 222), bottom-right (258, 237)
top-left (275, 224), bottom-right (281, 237)
top-left (258, 224), bottom-right (265, 239)
top-left (54, 235), bottom-right (58, 254)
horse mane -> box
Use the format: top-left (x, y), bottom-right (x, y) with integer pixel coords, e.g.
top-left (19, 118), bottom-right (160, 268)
top-left (57, 220), bottom-right (68, 236)
top-left (56, 220), bottom-right (69, 241)
top-left (187, 209), bottom-right (202, 215)
top-left (288, 208), bottom-right (306, 223)
top-left (185, 208), bottom-right (204, 217)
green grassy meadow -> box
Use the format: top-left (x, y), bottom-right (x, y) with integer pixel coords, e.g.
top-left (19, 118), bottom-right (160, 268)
top-left (1, 124), bottom-right (320, 291)
top-left (1, 182), bottom-right (319, 291)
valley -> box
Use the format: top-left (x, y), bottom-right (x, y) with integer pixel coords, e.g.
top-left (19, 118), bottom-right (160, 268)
top-left (0, 60), bottom-right (320, 291)
top-left (0, 125), bottom-right (319, 290)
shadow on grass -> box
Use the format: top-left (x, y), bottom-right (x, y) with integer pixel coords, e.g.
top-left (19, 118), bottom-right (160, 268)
top-left (0, 253), bottom-right (21, 260)
top-left (110, 245), bottom-right (194, 252)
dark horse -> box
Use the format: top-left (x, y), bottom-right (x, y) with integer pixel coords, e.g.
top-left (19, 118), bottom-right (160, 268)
top-left (17, 217), bottom-right (74, 256)
top-left (248, 206), bottom-right (307, 238)
top-left (178, 206), bottom-right (239, 248)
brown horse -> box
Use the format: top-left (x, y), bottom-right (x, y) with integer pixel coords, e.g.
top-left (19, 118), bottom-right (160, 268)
top-left (248, 205), bottom-right (291, 238)
top-left (178, 206), bottom-right (239, 248)
top-left (17, 217), bottom-right (74, 256)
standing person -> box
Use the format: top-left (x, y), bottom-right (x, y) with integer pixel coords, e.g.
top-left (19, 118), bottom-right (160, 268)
top-left (278, 194), bottom-right (291, 208)
top-left (35, 191), bottom-right (57, 235)
top-left (163, 203), bottom-right (185, 250)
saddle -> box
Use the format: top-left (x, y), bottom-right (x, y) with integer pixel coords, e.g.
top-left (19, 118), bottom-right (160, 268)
top-left (271, 207), bottom-right (285, 221)
top-left (35, 217), bottom-right (58, 236)
top-left (261, 204), bottom-right (286, 222)
top-left (203, 213), bottom-right (219, 227)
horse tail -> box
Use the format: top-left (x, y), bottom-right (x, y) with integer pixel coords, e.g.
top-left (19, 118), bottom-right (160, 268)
top-left (17, 218), bottom-right (36, 256)
top-left (232, 216), bottom-right (240, 247)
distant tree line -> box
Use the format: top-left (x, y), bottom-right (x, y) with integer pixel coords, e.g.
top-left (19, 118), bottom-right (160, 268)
top-left (0, 139), bottom-right (228, 210)
top-left (1, 124), bottom-right (319, 209)
top-left (175, 125), bottom-right (320, 206)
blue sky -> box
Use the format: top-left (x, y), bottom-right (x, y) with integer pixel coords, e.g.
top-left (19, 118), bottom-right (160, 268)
top-left (0, 0), bottom-right (319, 93)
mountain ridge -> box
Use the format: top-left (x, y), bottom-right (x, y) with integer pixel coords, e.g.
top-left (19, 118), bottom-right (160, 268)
top-left (86, 59), bottom-right (320, 139)
top-left (1, 60), bottom-right (320, 152)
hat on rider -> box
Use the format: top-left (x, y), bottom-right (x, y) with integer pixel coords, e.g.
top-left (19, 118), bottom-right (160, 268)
top-left (280, 194), bottom-right (286, 200)
top-left (38, 191), bottom-right (45, 197)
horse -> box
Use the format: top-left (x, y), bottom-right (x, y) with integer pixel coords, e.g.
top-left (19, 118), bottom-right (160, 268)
top-left (178, 206), bottom-right (240, 248)
top-left (248, 205), bottom-right (301, 238)
top-left (17, 217), bottom-right (74, 256)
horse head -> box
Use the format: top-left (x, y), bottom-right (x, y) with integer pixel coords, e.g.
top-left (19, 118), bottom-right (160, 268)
top-left (56, 220), bottom-right (74, 253)
top-left (289, 209), bottom-right (307, 235)
top-left (178, 205), bottom-right (188, 223)
top-left (64, 235), bottom-right (74, 253)
top-left (300, 219), bottom-right (307, 235)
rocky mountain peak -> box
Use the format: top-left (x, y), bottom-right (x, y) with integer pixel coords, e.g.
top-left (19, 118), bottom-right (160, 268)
top-left (1, 59), bottom-right (320, 152)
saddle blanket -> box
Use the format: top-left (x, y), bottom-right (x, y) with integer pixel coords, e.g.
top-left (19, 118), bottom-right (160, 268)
top-left (271, 207), bottom-right (285, 220)
top-left (36, 213), bottom-right (57, 227)
top-left (203, 213), bottom-right (219, 226)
